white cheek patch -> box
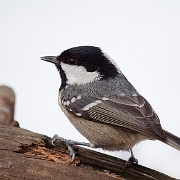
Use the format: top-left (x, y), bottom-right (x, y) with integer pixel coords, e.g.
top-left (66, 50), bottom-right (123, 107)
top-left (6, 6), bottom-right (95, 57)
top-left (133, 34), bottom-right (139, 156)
top-left (61, 62), bottom-right (100, 85)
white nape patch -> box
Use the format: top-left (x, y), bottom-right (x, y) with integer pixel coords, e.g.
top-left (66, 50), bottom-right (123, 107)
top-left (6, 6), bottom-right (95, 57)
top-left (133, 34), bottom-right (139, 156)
top-left (61, 62), bottom-right (100, 85)
top-left (102, 97), bottom-right (108, 100)
top-left (102, 51), bottom-right (122, 74)
top-left (76, 113), bottom-right (82, 116)
top-left (82, 100), bottom-right (102, 111)
top-left (71, 97), bottom-right (76, 103)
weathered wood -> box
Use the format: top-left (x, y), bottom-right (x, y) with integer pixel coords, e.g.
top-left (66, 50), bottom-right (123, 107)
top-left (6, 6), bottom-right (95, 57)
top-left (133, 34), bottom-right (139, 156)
top-left (0, 85), bottom-right (19, 127)
top-left (0, 125), bottom-right (176, 180)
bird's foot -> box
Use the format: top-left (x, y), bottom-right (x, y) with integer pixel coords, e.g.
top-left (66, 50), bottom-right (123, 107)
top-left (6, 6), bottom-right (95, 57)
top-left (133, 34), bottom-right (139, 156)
top-left (52, 134), bottom-right (90, 162)
top-left (122, 149), bottom-right (138, 172)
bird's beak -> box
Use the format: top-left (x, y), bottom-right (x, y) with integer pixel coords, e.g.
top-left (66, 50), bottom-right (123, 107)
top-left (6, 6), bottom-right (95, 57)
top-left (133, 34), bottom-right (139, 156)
top-left (40, 56), bottom-right (58, 64)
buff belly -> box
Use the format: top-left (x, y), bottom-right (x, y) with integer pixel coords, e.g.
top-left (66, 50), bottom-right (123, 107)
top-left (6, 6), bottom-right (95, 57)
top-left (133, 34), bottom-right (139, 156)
top-left (59, 102), bottom-right (151, 151)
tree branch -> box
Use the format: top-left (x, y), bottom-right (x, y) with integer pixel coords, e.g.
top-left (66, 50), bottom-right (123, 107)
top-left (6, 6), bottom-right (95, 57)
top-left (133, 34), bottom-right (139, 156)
top-left (0, 124), bottom-right (176, 180)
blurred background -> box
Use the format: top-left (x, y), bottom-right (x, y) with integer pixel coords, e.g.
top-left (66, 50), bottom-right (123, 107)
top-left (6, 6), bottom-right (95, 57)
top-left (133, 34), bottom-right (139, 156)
top-left (0, 0), bottom-right (180, 178)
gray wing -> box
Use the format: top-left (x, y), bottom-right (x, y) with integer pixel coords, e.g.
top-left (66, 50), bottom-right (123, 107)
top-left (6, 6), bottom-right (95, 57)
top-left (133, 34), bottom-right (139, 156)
top-left (62, 95), bottom-right (166, 140)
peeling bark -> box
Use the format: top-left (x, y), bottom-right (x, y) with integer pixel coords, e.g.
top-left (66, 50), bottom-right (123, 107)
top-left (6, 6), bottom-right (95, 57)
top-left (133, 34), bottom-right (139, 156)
top-left (0, 125), bottom-right (176, 180)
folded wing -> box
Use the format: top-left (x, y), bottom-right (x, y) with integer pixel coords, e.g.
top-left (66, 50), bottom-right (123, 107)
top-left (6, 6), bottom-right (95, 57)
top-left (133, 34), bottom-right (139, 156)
top-left (62, 94), bottom-right (166, 140)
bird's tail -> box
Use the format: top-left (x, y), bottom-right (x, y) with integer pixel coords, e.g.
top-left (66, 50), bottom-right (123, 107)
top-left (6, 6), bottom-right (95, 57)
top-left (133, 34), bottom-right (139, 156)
top-left (163, 130), bottom-right (180, 151)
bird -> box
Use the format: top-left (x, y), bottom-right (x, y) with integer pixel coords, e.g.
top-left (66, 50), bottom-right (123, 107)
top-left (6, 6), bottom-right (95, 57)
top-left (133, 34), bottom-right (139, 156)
top-left (41, 46), bottom-right (180, 167)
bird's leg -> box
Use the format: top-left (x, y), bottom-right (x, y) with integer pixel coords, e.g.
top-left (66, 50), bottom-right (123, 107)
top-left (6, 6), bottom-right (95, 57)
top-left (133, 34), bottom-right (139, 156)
top-left (52, 134), bottom-right (90, 162)
top-left (122, 149), bottom-right (138, 172)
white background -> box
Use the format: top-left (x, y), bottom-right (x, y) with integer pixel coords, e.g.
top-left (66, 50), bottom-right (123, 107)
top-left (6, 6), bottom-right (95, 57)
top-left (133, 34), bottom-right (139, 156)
top-left (0, 0), bottom-right (180, 178)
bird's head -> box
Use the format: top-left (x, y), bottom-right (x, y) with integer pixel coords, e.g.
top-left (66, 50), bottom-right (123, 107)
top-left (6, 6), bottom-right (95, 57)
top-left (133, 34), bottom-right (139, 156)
top-left (41, 46), bottom-right (120, 89)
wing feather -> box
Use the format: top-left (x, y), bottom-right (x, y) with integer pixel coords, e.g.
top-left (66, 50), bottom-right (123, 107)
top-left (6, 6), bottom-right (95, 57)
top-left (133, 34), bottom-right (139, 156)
top-left (63, 94), bottom-right (165, 140)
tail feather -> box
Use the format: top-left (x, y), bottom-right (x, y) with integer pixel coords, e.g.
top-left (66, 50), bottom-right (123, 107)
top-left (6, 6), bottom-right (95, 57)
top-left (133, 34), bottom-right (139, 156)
top-left (163, 130), bottom-right (180, 151)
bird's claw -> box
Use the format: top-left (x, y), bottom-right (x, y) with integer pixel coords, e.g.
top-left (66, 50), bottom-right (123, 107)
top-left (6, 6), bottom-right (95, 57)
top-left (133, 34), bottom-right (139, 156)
top-left (122, 149), bottom-right (138, 172)
top-left (51, 134), bottom-right (61, 145)
top-left (51, 134), bottom-right (90, 162)
top-left (67, 145), bottom-right (75, 162)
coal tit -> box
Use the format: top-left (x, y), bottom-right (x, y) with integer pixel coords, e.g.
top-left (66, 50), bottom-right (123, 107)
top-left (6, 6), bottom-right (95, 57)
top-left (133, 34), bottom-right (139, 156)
top-left (41, 46), bottom-right (180, 165)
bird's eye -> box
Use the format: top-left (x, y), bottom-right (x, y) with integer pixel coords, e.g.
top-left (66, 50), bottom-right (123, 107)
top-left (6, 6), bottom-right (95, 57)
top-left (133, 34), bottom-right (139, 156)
top-left (67, 58), bottom-right (77, 65)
